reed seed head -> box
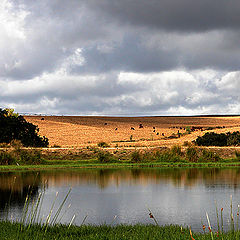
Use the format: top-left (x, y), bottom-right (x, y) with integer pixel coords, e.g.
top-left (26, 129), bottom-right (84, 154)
top-left (149, 213), bottom-right (154, 219)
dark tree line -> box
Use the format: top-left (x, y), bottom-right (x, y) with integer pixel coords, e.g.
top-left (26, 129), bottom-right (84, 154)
top-left (0, 108), bottom-right (48, 147)
top-left (195, 131), bottom-right (240, 147)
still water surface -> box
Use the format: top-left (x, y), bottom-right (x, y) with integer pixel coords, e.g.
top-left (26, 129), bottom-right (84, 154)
top-left (1, 168), bottom-right (240, 231)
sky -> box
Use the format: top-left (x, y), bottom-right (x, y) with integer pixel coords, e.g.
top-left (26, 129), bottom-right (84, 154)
top-left (0, 0), bottom-right (240, 116)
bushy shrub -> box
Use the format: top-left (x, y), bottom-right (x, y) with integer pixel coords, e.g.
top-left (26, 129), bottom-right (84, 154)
top-left (0, 142), bottom-right (10, 148)
top-left (235, 151), bottom-right (240, 160)
top-left (0, 108), bottom-right (49, 147)
top-left (0, 151), bottom-right (17, 165)
top-left (97, 141), bottom-right (110, 148)
top-left (186, 147), bottom-right (198, 162)
top-left (199, 149), bottom-right (220, 162)
top-left (154, 147), bottom-right (183, 163)
top-left (97, 151), bottom-right (113, 162)
top-left (170, 145), bottom-right (183, 156)
top-left (131, 151), bottom-right (142, 162)
top-left (155, 150), bottom-right (171, 162)
top-left (0, 148), bottom-right (43, 165)
top-left (183, 141), bottom-right (190, 147)
top-left (16, 149), bottom-right (42, 164)
top-left (185, 126), bottom-right (192, 134)
top-left (10, 139), bottom-right (23, 150)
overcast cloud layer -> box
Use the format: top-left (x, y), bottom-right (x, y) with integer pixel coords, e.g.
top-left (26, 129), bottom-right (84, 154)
top-left (0, 0), bottom-right (240, 115)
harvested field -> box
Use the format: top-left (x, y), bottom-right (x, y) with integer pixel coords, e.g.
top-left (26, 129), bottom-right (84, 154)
top-left (25, 116), bottom-right (240, 148)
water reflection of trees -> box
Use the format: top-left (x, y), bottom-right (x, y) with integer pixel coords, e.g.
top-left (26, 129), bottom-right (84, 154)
top-left (0, 172), bottom-right (40, 210)
top-left (37, 168), bottom-right (240, 189)
top-left (2, 168), bottom-right (240, 196)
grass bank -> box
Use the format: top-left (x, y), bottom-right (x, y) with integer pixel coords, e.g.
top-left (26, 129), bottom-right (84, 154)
top-left (1, 142), bottom-right (240, 171)
top-left (2, 160), bottom-right (240, 172)
top-left (0, 221), bottom-right (240, 240)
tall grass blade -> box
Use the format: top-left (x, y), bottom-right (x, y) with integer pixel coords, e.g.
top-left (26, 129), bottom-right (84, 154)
top-left (148, 208), bottom-right (159, 226)
top-left (44, 191), bottom-right (59, 233)
top-left (237, 205), bottom-right (240, 231)
top-left (50, 188), bottom-right (72, 225)
top-left (221, 207), bottom-right (224, 233)
top-left (189, 227), bottom-right (195, 240)
top-left (215, 200), bottom-right (220, 233)
top-left (110, 215), bottom-right (117, 225)
top-left (36, 185), bottom-right (46, 224)
top-left (68, 215), bottom-right (76, 229)
top-left (230, 195), bottom-right (234, 232)
top-left (81, 215), bottom-right (88, 226)
top-left (206, 212), bottom-right (214, 240)
top-left (57, 204), bottom-right (71, 224)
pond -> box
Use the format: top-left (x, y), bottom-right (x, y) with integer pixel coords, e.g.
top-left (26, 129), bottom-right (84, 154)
top-left (1, 167), bottom-right (240, 231)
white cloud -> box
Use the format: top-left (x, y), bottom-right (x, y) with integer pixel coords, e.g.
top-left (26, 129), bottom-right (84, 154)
top-left (1, 69), bottom-right (239, 115)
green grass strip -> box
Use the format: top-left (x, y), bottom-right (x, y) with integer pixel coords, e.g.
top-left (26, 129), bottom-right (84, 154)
top-left (1, 221), bottom-right (240, 240)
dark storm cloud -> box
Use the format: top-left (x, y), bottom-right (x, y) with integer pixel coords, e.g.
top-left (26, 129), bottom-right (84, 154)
top-left (2, 0), bottom-right (240, 80)
top-left (71, 30), bottom-right (240, 74)
top-left (88, 0), bottom-right (240, 32)
top-left (72, 35), bottom-right (179, 74)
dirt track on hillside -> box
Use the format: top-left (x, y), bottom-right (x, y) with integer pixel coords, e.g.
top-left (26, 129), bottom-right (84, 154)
top-left (25, 116), bottom-right (240, 148)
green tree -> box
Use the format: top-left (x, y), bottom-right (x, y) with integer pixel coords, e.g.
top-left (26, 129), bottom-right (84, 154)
top-left (0, 108), bottom-right (49, 147)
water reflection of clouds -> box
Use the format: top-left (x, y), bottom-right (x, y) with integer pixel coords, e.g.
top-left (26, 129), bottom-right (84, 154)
top-left (1, 168), bottom-right (240, 230)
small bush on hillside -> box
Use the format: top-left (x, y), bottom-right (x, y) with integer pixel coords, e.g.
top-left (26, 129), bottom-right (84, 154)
top-left (97, 141), bottom-right (110, 148)
top-left (183, 141), bottom-right (190, 147)
top-left (52, 144), bottom-right (61, 148)
top-left (185, 126), bottom-right (192, 134)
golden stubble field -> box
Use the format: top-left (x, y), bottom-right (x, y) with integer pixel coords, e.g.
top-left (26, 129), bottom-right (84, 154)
top-left (25, 116), bottom-right (240, 149)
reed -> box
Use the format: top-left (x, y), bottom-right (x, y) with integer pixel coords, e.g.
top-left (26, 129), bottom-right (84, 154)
top-left (215, 200), bottom-right (220, 234)
top-left (2, 183), bottom-right (73, 239)
top-left (148, 208), bottom-right (159, 226)
top-left (206, 212), bottom-right (214, 240)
